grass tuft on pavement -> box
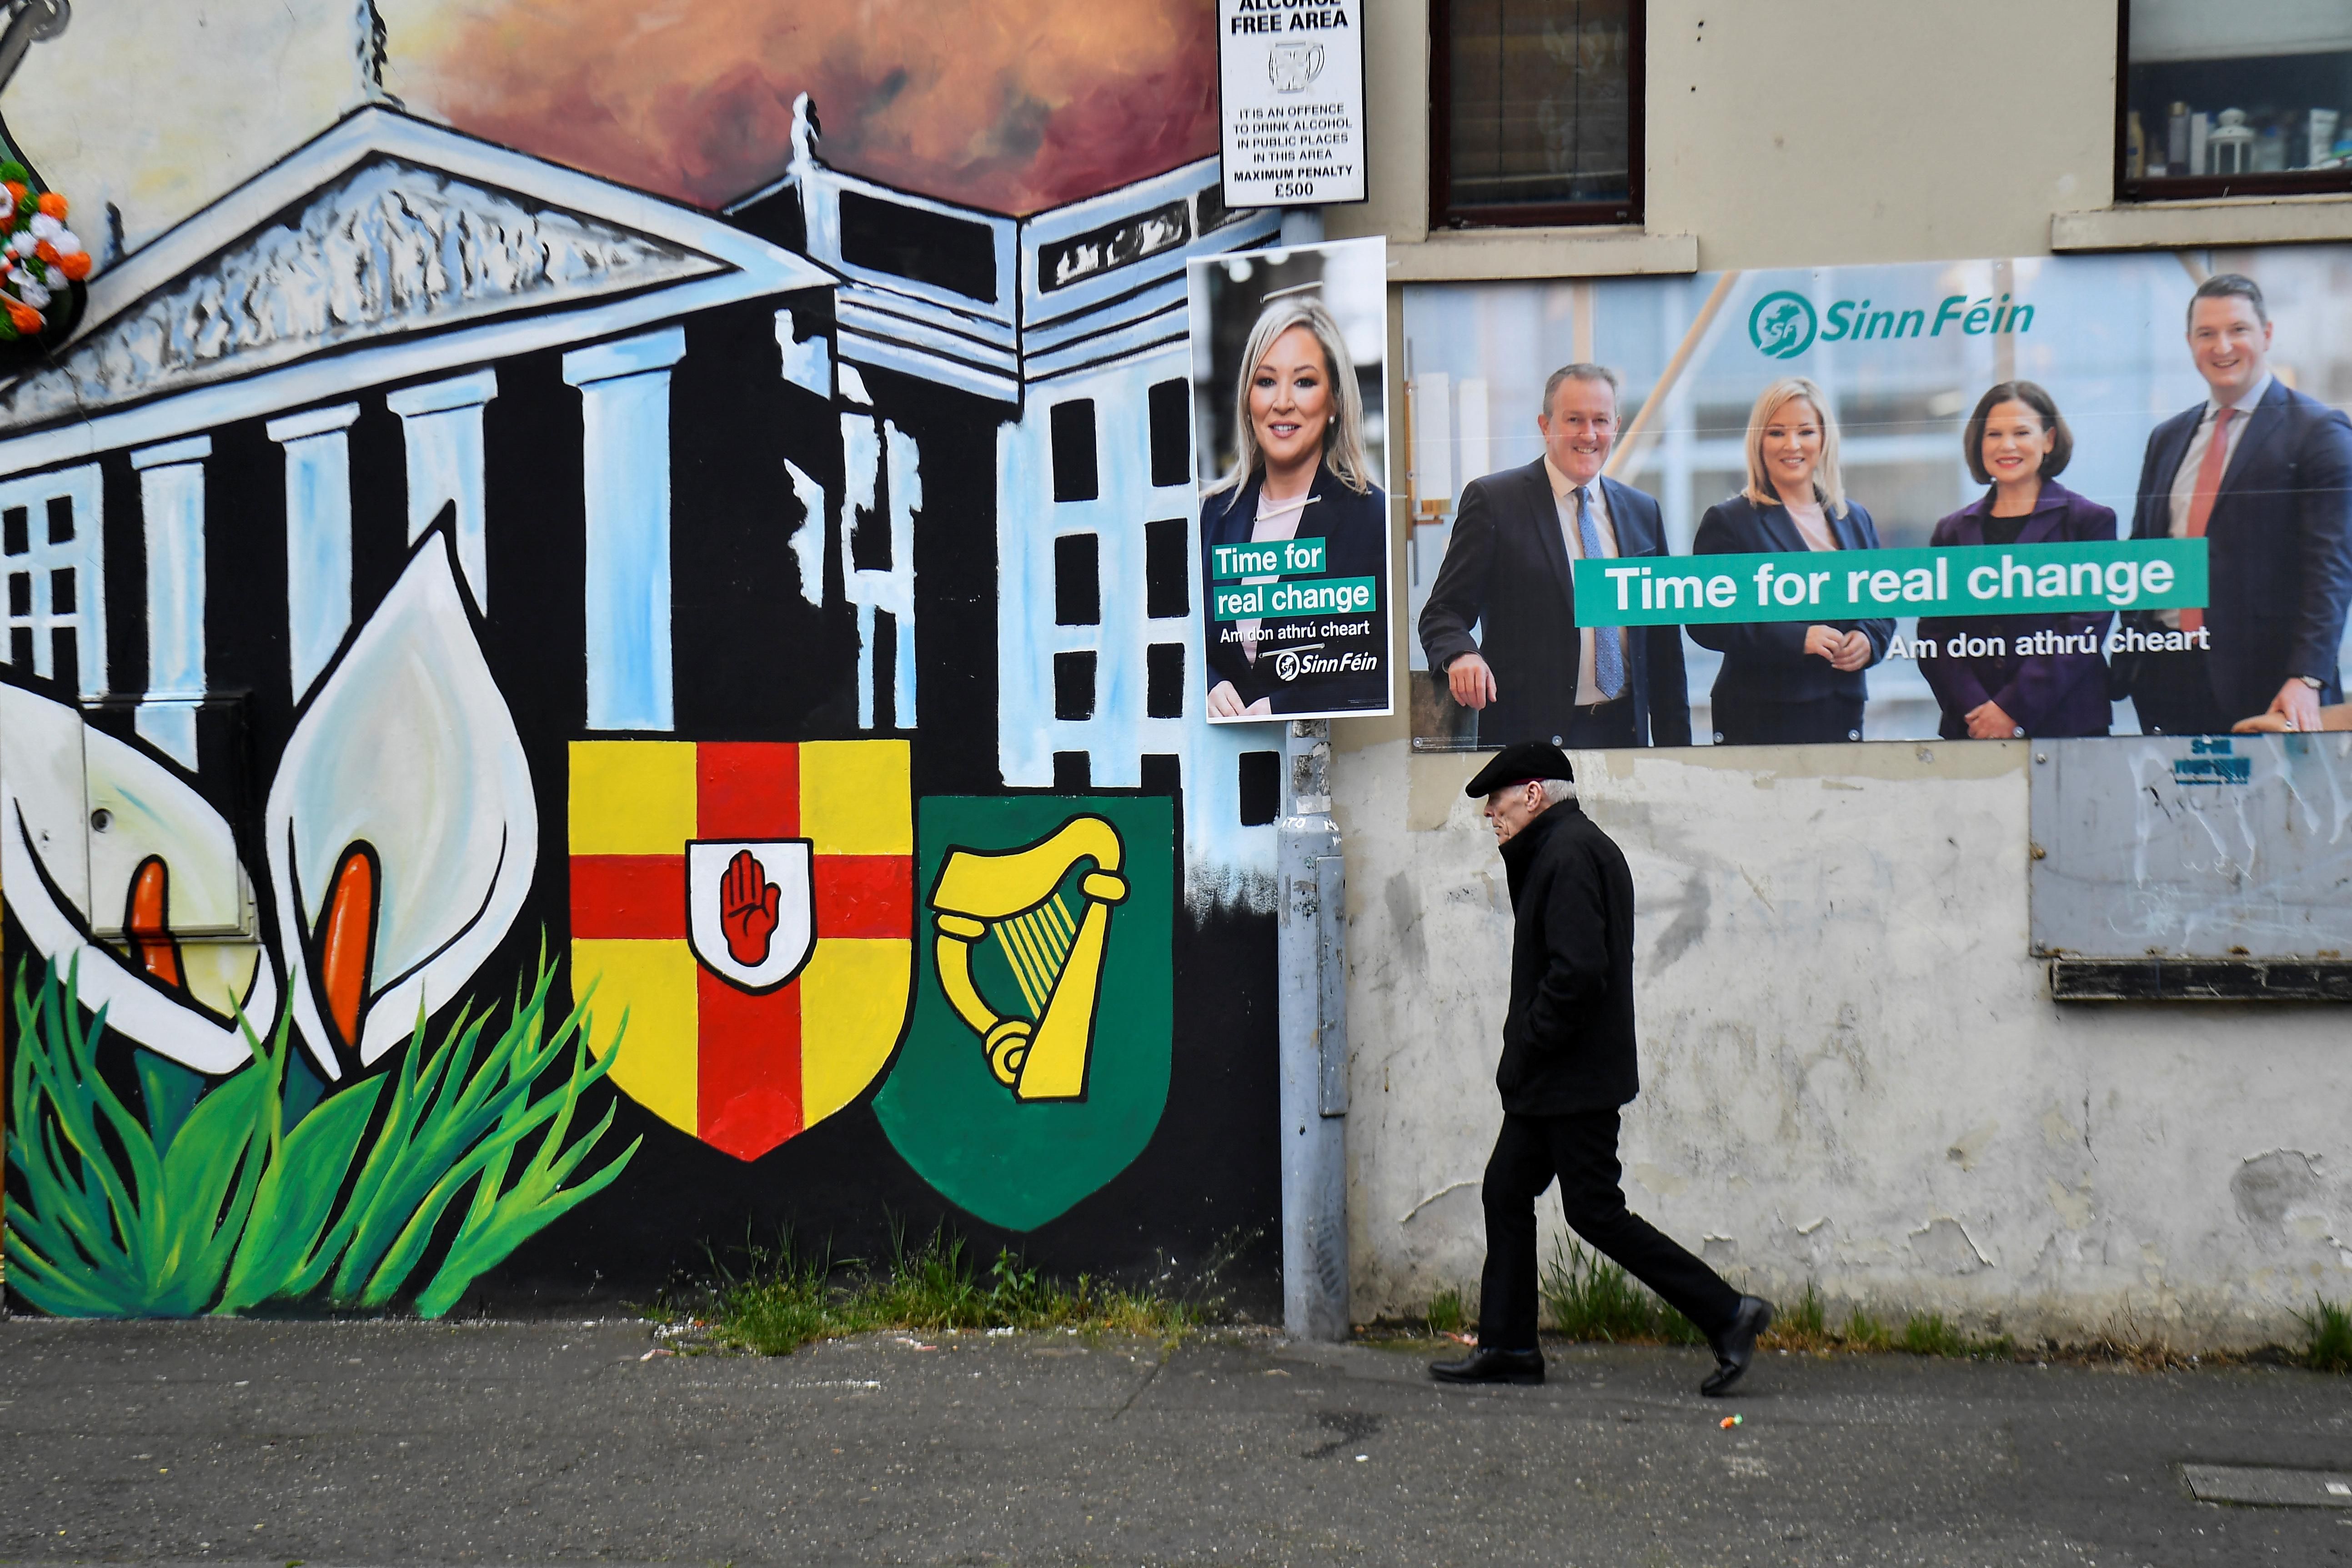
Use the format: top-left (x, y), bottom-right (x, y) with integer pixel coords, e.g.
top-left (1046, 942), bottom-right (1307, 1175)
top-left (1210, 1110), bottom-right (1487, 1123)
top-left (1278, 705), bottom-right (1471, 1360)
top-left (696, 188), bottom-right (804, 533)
top-left (2298, 1297), bottom-right (2352, 1373)
top-left (1538, 1237), bottom-right (1705, 1345)
top-left (685, 1227), bottom-right (1233, 1356)
top-left (1839, 1305), bottom-right (1893, 1351)
top-left (1769, 1293), bottom-right (2012, 1359)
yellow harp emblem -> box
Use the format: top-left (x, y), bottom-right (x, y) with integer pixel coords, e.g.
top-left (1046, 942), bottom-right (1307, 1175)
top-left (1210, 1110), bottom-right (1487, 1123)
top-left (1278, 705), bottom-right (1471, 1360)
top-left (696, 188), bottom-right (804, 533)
top-left (928, 815), bottom-right (1128, 1102)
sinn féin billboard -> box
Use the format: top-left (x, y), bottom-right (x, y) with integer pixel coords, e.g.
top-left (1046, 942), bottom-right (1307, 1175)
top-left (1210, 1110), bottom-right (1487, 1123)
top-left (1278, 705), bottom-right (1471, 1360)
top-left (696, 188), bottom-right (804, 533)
top-left (1403, 248), bottom-right (2352, 751)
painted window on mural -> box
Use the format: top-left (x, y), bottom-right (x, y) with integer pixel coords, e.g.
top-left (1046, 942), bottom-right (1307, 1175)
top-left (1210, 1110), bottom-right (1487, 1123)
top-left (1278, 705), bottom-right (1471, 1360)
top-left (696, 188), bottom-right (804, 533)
top-left (1054, 533), bottom-right (1101, 625)
top-left (0, 465), bottom-right (103, 697)
top-left (837, 189), bottom-right (1000, 303)
top-left (1051, 399), bottom-right (1100, 502)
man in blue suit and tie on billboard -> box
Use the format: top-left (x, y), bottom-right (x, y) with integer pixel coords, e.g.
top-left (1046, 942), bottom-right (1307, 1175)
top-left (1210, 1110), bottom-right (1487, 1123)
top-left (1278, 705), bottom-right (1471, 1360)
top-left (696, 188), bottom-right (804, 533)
top-left (2119, 272), bottom-right (2352, 736)
top-left (1418, 365), bottom-right (1692, 751)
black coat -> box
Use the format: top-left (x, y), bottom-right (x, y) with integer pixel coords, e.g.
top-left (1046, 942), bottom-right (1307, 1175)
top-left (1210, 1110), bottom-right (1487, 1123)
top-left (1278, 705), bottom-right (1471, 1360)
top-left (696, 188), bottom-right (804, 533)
top-left (1687, 493), bottom-right (1896, 716)
top-left (1494, 798), bottom-right (1639, 1116)
top-left (1416, 458), bottom-right (1692, 748)
top-left (2121, 377), bottom-right (2352, 715)
top-left (1201, 462), bottom-right (1392, 715)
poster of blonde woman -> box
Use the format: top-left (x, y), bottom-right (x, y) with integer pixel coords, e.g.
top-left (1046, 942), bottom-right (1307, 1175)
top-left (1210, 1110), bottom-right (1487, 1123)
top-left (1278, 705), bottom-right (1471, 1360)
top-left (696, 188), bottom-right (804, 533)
top-left (1189, 235), bottom-right (1394, 722)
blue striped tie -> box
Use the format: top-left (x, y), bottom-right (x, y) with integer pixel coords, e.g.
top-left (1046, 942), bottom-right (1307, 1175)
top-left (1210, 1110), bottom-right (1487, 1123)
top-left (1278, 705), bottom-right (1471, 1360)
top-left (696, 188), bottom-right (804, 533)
top-left (1577, 486), bottom-right (1625, 700)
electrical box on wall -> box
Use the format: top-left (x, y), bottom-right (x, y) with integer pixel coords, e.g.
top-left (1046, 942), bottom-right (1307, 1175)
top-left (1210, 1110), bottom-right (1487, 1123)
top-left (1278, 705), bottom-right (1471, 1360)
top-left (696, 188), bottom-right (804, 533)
top-left (79, 695), bottom-right (257, 942)
top-left (2029, 733), bottom-right (2352, 999)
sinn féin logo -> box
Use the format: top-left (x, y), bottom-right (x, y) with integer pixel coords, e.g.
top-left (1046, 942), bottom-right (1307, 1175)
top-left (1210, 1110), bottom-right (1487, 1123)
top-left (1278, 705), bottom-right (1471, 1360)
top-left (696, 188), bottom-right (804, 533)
top-left (1749, 291), bottom-right (1817, 360)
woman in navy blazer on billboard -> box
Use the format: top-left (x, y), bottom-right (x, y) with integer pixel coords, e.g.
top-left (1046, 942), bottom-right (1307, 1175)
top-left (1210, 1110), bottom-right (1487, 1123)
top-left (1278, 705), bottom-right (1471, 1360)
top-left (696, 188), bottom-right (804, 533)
top-left (1690, 377), bottom-right (1894, 744)
top-left (1200, 294), bottom-right (1389, 718)
top-left (1916, 381), bottom-right (2116, 739)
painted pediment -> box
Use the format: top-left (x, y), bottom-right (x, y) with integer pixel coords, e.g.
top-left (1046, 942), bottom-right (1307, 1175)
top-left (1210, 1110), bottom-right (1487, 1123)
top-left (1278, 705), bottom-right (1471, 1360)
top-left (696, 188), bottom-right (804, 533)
top-left (0, 109), bottom-right (826, 435)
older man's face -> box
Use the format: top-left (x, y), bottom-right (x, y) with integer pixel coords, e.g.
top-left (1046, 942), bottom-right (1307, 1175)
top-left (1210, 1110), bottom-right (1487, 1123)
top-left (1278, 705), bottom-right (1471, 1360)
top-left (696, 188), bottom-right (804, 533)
top-left (1485, 780), bottom-right (1550, 843)
top-left (1538, 376), bottom-right (1617, 487)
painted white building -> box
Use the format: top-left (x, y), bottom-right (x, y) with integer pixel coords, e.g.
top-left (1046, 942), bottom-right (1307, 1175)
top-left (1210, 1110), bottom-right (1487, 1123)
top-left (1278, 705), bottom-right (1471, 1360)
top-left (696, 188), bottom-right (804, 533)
top-left (759, 110), bottom-right (1291, 904)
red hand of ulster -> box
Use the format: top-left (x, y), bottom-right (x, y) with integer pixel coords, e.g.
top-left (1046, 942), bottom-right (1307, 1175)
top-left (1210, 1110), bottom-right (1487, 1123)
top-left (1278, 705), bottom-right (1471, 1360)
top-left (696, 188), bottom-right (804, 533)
top-left (720, 847), bottom-right (782, 966)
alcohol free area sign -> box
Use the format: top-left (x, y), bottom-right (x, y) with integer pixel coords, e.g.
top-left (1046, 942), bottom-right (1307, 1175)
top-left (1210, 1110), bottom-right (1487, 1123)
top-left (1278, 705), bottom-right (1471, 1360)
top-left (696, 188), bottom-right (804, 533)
top-left (1217, 0), bottom-right (1364, 207)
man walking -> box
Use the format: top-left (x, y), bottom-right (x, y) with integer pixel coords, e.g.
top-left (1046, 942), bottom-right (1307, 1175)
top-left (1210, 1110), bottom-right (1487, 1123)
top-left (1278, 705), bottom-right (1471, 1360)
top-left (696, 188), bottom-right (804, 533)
top-left (2121, 272), bottom-right (2352, 735)
top-left (1418, 365), bottom-right (1691, 750)
top-left (1431, 742), bottom-right (1770, 1396)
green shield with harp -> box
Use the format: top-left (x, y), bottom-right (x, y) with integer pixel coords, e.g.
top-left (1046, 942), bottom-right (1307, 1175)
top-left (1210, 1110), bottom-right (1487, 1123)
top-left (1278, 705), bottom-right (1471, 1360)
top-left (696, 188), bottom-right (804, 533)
top-left (873, 795), bottom-right (1173, 1232)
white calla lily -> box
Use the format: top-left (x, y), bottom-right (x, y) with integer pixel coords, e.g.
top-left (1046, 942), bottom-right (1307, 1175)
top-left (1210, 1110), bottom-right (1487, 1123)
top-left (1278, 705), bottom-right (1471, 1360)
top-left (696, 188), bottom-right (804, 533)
top-left (265, 533), bottom-right (537, 1078)
top-left (0, 526), bottom-right (535, 1083)
top-left (0, 685), bottom-right (276, 1073)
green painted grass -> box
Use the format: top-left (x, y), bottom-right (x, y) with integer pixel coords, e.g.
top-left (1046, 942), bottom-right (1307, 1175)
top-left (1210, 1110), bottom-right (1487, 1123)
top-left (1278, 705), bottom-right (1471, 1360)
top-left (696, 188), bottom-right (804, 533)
top-left (4, 950), bottom-right (637, 1319)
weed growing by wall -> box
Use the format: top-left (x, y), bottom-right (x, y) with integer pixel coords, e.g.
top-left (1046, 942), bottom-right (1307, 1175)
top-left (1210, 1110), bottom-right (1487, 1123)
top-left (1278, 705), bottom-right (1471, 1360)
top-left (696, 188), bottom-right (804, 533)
top-left (687, 1227), bottom-right (1246, 1356)
top-left (1538, 1237), bottom-right (1705, 1345)
top-left (2299, 1298), bottom-right (2352, 1373)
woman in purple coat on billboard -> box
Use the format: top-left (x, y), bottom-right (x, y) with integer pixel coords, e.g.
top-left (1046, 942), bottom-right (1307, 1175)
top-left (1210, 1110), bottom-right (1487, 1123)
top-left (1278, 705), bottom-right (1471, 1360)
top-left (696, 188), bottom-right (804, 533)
top-left (1917, 381), bottom-right (2117, 739)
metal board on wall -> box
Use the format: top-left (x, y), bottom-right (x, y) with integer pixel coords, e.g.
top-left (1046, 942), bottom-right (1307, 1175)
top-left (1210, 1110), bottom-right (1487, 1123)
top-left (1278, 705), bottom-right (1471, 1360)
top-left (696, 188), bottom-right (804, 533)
top-left (2029, 733), bottom-right (2352, 958)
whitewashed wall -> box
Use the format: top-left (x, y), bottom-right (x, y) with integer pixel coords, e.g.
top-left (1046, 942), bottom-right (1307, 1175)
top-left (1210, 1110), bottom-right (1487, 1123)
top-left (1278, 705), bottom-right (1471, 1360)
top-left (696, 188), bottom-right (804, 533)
top-left (1335, 740), bottom-right (2352, 1348)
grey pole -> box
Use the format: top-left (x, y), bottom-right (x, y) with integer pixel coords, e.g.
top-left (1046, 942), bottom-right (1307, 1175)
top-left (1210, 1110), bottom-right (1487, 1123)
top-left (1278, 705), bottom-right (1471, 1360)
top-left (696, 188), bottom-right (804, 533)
top-left (1278, 718), bottom-right (1349, 1340)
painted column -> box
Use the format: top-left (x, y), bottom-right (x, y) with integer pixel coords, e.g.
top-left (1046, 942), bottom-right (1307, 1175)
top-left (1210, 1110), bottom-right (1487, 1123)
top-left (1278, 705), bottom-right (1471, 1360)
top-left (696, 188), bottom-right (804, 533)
top-left (130, 435), bottom-right (210, 766)
top-left (386, 367), bottom-right (497, 608)
top-left (563, 327), bottom-right (685, 732)
top-left (265, 402), bottom-right (361, 701)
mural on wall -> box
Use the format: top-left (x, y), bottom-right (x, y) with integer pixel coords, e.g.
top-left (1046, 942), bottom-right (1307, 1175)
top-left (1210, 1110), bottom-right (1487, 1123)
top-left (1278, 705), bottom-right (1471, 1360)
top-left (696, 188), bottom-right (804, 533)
top-left (874, 796), bottom-right (1173, 1233)
top-left (568, 740), bottom-right (913, 1162)
top-left (2, 526), bottom-right (638, 1317)
top-left (2, 526), bottom-right (532, 1082)
top-left (399, 0), bottom-right (1222, 218)
top-left (0, 0), bottom-right (1284, 1316)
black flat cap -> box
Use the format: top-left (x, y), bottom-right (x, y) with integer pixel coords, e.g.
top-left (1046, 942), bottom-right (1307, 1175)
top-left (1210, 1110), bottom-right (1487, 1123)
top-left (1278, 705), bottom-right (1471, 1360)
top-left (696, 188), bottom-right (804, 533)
top-left (1464, 741), bottom-right (1575, 798)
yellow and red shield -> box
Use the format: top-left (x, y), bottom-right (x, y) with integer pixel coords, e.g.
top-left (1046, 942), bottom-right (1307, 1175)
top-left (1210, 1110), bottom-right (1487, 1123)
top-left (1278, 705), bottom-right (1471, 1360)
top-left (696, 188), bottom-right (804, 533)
top-left (567, 741), bottom-right (913, 1161)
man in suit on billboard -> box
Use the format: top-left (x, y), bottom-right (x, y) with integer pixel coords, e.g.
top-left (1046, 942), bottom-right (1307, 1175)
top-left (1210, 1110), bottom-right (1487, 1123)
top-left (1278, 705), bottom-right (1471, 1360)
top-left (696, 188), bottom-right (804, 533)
top-left (2122, 272), bottom-right (2352, 736)
top-left (1418, 365), bottom-right (1692, 750)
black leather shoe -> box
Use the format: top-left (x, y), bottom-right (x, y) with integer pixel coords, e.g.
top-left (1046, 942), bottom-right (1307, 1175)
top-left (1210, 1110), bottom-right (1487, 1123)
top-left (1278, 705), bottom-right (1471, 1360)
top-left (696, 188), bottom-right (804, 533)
top-left (1430, 1346), bottom-right (1544, 1385)
top-left (1700, 1296), bottom-right (1773, 1397)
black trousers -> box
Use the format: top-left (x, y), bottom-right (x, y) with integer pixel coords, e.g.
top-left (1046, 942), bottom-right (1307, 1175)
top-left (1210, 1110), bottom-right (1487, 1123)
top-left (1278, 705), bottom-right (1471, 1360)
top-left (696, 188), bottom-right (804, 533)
top-left (1476, 1108), bottom-right (1743, 1351)
top-left (1711, 693), bottom-right (1865, 746)
top-left (2127, 646), bottom-right (2232, 736)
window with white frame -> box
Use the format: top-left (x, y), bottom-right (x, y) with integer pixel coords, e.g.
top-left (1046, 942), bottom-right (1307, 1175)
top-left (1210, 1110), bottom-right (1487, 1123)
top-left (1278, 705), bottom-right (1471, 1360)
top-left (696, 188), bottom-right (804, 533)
top-left (0, 465), bottom-right (106, 698)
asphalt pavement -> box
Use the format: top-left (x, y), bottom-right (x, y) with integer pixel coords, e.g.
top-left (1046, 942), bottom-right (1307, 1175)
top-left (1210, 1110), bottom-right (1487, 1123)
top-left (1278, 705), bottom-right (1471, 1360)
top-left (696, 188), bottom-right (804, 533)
top-left (1, 1316), bottom-right (2348, 1566)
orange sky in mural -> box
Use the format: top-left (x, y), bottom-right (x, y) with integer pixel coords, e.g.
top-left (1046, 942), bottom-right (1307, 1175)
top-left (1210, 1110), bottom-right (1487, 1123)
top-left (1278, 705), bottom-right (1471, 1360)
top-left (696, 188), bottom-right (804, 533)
top-left (411, 0), bottom-right (1219, 215)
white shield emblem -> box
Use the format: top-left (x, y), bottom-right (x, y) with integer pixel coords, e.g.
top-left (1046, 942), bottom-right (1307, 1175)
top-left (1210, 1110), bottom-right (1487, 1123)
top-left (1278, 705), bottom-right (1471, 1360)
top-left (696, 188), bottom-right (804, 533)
top-left (685, 839), bottom-right (816, 992)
